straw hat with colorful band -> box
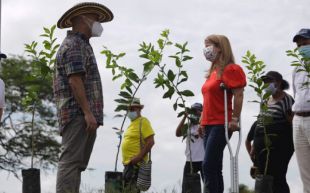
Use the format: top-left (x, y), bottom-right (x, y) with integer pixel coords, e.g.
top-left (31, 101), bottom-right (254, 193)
top-left (127, 98), bottom-right (144, 109)
top-left (57, 2), bottom-right (113, 29)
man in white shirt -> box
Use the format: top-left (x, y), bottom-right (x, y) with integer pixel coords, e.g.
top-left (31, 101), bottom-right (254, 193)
top-left (292, 28), bottom-right (310, 193)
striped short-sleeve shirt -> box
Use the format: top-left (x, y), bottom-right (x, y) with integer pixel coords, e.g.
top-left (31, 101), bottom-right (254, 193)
top-left (264, 93), bottom-right (294, 124)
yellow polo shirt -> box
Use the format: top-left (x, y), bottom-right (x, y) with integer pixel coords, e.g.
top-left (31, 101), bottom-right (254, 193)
top-left (121, 117), bottom-right (154, 165)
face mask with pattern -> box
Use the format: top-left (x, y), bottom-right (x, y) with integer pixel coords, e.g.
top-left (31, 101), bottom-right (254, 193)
top-left (203, 45), bottom-right (217, 62)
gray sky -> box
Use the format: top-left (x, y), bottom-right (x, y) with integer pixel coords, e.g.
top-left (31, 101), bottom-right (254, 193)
top-left (0, 0), bottom-right (309, 192)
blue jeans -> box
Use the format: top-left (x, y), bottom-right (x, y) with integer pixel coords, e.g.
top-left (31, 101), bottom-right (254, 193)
top-left (202, 125), bottom-right (227, 193)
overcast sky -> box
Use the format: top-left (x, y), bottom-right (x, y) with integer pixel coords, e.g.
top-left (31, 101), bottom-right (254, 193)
top-left (0, 0), bottom-right (309, 192)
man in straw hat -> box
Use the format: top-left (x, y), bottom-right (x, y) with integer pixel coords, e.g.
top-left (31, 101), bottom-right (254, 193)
top-left (121, 98), bottom-right (155, 192)
top-left (53, 2), bottom-right (113, 193)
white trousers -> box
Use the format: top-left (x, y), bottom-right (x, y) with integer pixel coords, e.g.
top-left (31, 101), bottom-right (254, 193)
top-left (293, 115), bottom-right (310, 193)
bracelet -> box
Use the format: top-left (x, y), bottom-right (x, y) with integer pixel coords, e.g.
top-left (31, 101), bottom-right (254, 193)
top-left (232, 116), bottom-right (239, 121)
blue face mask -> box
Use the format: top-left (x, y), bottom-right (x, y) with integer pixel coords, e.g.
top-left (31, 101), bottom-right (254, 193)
top-left (299, 45), bottom-right (310, 58)
top-left (264, 82), bottom-right (277, 95)
top-left (127, 111), bottom-right (138, 120)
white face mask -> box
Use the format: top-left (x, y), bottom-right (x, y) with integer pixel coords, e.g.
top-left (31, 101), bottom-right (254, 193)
top-left (91, 21), bottom-right (103, 37)
top-left (203, 46), bottom-right (217, 62)
top-left (127, 111), bottom-right (138, 120)
top-left (264, 82), bottom-right (277, 95)
top-left (83, 16), bottom-right (103, 37)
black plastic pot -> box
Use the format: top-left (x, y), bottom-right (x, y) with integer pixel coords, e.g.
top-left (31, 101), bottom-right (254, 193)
top-left (105, 171), bottom-right (123, 193)
top-left (182, 173), bottom-right (201, 193)
top-left (22, 168), bottom-right (41, 193)
top-left (255, 174), bottom-right (273, 193)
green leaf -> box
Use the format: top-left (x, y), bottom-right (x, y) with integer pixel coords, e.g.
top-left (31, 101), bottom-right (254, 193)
top-left (180, 70), bottom-right (188, 78)
top-left (180, 90), bottom-right (194, 97)
top-left (175, 43), bottom-right (183, 50)
top-left (43, 27), bottom-right (50, 35)
top-left (115, 104), bottom-right (128, 112)
top-left (139, 53), bottom-right (149, 59)
top-left (106, 54), bottom-right (112, 65)
top-left (163, 88), bottom-right (175, 99)
top-left (167, 70), bottom-right (176, 82)
top-left (112, 74), bottom-right (122, 81)
top-left (173, 102), bottom-right (178, 111)
top-left (51, 25), bottom-right (56, 35)
top-left (177, 77), bottom-right (188, 85)
top-left (113, 114), bottom-right (124, 118)
top-left (117, 53), bottom-right (126, 58)
top-left (181, 42), bottom-right (190, 53)
top-left (40, 65), bottom-right (51, 76)
top-left (114, 98), bottom-right (129, 104)
top-left (182, 55), bottom-right (193, 61)
top-left (125, 86), bottom-right (133, 94)
top-left (175, 58), bottom-right (181, 67)
top-left (121, 79), bottom-right (132, 90)
top-left (160, 29), bottom-right (169, 38)
top-left (248, 100), bottom-right (260, 103)
top-left (177, 111), bottom-right (185, 117)
top-left (143, 61), bottom-right (155, 74)
top-left (127, 72), bottom-right (140, 83)
top-left (154, 73), bottom-right (166, 89)
top-left (119, 91), bottom-right (132, 99)
top-left (178, 103), bottom-right (185, 108)
top-left (169, 55), bottom-right (179, 59)
top-left (157, 39), bottom-right (164, 49)
top-left (40, 34), bottom-right (49, 38)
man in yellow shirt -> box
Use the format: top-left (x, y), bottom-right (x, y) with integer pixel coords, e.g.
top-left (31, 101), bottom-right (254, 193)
top-left (121, 98), bottom-right (155, 193)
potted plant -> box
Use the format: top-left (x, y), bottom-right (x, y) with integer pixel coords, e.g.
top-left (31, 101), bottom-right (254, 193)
top-left (22, 25), bottom-right (60, 193)
top-left (102, 30), bottom-right (196, 192)
top-left (151, 41), bottom-right (200, 193)
top-left (242, 51), bottom-right (273, 193)
top-left (102, 30), bottom-right (173, 193)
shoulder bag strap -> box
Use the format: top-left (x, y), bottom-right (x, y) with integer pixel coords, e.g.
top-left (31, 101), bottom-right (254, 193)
top-left (139, 118), bottom-right (151, 161)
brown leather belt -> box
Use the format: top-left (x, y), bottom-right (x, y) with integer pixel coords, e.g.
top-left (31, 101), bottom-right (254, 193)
top-left (295, 112), bottom-right (310, 117)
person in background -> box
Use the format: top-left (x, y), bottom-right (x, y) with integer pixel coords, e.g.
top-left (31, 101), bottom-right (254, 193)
top-left (199, 34), bottom-right (246, 193)
top-left (254, 71), bottom-right (294, 193)
top-left (176, 103), bottom-right (204, 192)
top-left (245, 121), bottom-right (258, 179)
top-left (53, 2), bottom-right (113, 193)
top-left (0, 52), bottom-right (6, 122)
top-left (121, 98), bottom-right (155, 193)
top-left (292, 28), bottom-right (310, 193)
